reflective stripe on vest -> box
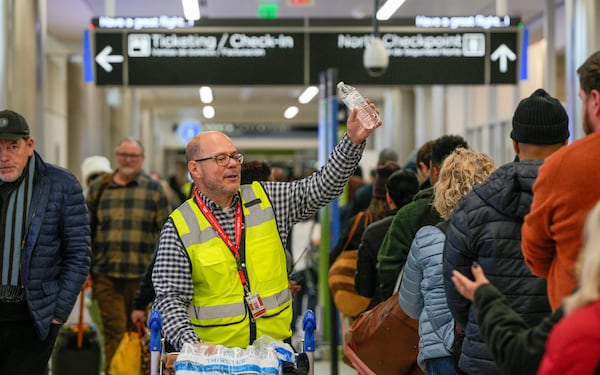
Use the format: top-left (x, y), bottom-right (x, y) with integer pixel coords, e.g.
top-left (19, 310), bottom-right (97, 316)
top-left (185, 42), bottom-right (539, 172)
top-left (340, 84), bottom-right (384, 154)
top-left (188, 288), bottom-right (291, 320)
top-left (170, 182), bottom-right (292, 347)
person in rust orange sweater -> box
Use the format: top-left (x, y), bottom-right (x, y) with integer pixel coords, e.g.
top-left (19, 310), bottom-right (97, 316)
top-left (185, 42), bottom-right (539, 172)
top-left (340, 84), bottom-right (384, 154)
top-left (522, 50), bottom-right (600, 311)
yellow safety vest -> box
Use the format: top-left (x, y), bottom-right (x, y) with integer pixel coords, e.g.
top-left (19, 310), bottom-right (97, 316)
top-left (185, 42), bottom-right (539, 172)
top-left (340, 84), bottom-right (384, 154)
top-left (170, 181), bottom-right (292, 348)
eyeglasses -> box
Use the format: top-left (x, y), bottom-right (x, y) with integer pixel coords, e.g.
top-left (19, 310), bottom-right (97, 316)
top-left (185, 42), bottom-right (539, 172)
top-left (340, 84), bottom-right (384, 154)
top-left (195, 152), bottom-right (244, 166)
top-left (116, 152), bottom-right (143, 159)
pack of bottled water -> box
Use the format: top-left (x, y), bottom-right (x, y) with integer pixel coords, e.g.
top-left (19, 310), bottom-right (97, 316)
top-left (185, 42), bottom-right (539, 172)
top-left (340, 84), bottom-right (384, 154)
top-left (174, 336), bottom-right (295, 374)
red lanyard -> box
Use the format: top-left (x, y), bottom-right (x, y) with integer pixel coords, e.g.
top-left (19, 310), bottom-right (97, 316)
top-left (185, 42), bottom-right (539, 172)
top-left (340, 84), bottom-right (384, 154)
top-left (194, 189), bottom-right (247, 286)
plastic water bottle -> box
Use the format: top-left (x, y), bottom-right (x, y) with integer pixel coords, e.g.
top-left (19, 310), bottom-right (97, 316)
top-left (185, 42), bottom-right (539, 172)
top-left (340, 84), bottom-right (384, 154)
top-left (337, 81), bottom-right (380, 129)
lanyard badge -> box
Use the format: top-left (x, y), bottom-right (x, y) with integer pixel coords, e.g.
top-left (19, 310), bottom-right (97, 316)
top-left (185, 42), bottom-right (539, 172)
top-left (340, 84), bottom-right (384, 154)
top-left (245, 293), bottom-right (267, 319)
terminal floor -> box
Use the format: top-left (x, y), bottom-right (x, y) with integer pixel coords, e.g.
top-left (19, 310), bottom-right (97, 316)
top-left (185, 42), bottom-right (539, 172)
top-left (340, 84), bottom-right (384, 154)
top-left (313, 358), bottom-right (358, 375)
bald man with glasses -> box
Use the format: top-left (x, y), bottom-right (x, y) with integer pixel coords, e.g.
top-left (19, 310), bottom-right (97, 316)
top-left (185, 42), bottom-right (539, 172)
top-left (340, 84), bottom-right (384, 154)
top-left (153, 100), bottom-right (382, 352)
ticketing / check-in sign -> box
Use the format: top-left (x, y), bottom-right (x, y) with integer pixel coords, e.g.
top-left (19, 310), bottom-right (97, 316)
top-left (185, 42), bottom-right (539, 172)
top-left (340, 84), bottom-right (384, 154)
top-left (99, 32), bottom-right (305, 86)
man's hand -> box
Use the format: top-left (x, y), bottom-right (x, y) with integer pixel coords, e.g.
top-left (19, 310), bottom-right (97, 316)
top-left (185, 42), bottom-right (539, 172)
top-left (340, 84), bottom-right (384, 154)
top-left (346, 99), bottom-right (382, 145)
top-left (289, 279), bottom-right (302, 296)
top-left (131, 309), bottom-right (146, 325)
top-left (451, 263), bottom-right (490, 301)
top-left (193, 342), bottom-right (216, 354)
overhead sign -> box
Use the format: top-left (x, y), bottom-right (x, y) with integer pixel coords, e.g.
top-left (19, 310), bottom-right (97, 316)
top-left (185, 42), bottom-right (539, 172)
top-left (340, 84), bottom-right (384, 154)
top-left (96, 15), bottom-right (194, 30)
top-left (414, 15), bottom-right (512, 29)
top-left (92, 18), bottom-right (520, 86)
top-left (490, 32), bottom-right (518, 84)
top-left (126, 32), bottom-right (304, 85)
top-left (177, 121), bottom-right (202, 144)
top-left (94, 33), bottom-right (124, 85)
top-left (258, 4), bottom-right (278, 19)
top-left (309, 31), bottom-right (517, 85)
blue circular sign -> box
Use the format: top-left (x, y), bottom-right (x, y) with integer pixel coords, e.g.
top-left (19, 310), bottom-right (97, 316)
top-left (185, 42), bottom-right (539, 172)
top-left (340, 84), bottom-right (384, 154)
top-left (177, 121), bottom-right (202, 144)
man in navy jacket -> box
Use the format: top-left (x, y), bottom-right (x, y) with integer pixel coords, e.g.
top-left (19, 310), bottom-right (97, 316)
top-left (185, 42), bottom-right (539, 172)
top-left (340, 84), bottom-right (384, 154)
top-left (443, 89), bottom-right (568, 374)
top-left (0, 109), bottom-right (91, 374)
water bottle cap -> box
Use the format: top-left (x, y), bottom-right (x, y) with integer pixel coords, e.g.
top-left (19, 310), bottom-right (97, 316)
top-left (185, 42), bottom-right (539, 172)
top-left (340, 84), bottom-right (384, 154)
top-left (337, 81), bottom-right (345, 88)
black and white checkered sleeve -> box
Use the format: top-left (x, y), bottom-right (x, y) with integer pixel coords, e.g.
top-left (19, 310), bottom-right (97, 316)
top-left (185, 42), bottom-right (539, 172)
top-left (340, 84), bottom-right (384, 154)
top-left (152, 219), bottom-right (200, 350)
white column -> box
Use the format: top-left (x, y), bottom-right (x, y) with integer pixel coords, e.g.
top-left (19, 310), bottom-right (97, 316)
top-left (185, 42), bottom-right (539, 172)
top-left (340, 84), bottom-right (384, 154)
top-left (379, 87), bottom-right (415, 165)
top-left (431, 85), bottom-right (445, 136)
top-left (544, 0), bottom-right (556, 94)
top-left (0, 0), bottom-right (8, 108)
top-left (414, 86), bottom-right (429, 147)
top-left (565, 0), bottom-right (599, 140)
top-left (496, 0), bottom-right (507, 16)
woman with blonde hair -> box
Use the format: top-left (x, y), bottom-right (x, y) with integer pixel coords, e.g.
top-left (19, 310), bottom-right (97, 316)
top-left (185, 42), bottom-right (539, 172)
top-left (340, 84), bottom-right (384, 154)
top-left (399, 148), bottom-right (496, 375)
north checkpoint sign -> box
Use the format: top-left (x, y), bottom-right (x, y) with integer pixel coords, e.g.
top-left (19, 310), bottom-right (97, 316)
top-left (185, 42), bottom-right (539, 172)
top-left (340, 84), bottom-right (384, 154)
top-left (93, 23), bottom-right (519, 86)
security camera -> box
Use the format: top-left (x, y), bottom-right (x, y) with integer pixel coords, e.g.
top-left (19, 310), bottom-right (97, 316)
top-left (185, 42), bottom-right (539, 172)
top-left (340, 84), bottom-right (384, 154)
top-left (363, 36), bottom-right (389, 77)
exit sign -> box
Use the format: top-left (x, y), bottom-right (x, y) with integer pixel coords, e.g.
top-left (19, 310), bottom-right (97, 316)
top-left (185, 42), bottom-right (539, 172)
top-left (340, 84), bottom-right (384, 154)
top-left (258, 4), bottom-right (278, 19)
top-left (289, 0), bottom-right (313, 5)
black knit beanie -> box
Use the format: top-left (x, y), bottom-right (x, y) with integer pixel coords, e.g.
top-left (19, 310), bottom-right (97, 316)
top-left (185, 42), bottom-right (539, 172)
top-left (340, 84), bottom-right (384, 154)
top-left (511, 88), bottom-right (569, 145)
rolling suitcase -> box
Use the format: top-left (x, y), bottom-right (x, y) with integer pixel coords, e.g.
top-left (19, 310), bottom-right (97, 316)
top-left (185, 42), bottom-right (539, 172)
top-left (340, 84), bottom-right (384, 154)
top-left (51, 286), bottom-right (102, 375)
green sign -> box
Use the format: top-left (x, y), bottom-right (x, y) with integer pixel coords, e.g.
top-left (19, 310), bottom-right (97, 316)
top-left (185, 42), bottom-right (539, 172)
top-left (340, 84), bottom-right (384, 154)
top-left (258, 4), bottom-right (278, 19)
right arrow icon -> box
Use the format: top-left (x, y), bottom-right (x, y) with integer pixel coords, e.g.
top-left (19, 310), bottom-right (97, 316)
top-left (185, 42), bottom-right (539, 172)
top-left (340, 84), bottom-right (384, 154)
top-left (491, 44), bottom-right (517, 73)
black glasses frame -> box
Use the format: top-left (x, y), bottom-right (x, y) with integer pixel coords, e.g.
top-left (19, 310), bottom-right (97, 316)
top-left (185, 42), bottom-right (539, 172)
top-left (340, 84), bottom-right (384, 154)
top-left (194, 152), bottom-right (244, 166)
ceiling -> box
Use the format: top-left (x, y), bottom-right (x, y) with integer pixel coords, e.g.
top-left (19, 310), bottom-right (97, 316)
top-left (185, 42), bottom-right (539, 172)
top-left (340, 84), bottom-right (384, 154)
top-left (46, 0), bottom-right (553, 126)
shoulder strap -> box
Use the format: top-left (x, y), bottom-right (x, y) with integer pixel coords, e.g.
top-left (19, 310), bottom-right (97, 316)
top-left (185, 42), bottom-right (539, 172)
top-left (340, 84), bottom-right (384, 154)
top-left (90, 174), bottom-right (113, 242)
top-left (342, 211), bottom-right (364, 251)
top-left (94, 173), bottom-right (113, 206)
top-left (363, 211), bottom-right (373, 228)
top-left (393, 265), bottom-right (405, 294)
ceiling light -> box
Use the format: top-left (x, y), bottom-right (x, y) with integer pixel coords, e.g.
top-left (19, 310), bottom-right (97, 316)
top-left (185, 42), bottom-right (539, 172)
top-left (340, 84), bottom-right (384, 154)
top-left (284, 106), bottom-right (299, 119)
top-left (376, 0), bottom-right (406, 21)
top-left (203, 105), bottom-right (215, 119)
top-left (298, 86), bottom-right (319, 104)
top-left (199, 86), bottom-right (213, 103)
top-left (182, 0), bottom-right (201, 21)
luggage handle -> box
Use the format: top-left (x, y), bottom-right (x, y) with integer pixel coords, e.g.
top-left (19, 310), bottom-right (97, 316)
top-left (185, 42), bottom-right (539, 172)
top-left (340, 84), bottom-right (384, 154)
top-left (77, 275), bottom-right (92, 349)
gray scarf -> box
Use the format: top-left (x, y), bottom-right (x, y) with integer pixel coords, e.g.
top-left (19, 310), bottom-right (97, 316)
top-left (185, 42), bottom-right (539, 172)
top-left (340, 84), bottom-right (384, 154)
top-left (0, 156), bottom-right (35, 301)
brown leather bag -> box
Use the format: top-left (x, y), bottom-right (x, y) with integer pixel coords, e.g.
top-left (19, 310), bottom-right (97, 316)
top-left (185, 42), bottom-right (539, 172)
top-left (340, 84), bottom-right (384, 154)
top-left (328, 212), bottom-right (372, 317)
top-left (343, 281), bottom-right (423, 374)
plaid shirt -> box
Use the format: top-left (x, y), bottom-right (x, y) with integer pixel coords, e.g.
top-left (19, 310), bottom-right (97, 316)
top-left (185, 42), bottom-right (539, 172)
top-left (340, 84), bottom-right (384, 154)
top-left (87, 172), bottom-right (171, 278)
top-left (153, 135), bottom-right (365, 350)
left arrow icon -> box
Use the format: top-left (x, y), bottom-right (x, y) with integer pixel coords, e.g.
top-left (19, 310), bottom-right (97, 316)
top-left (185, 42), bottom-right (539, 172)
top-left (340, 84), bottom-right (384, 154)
top-left (95, 46), bottom-right (124, 72)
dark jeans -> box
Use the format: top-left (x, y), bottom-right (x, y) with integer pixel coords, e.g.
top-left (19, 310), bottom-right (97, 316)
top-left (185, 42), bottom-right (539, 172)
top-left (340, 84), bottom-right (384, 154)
top-left (0, 320), bottom-right (60, 374)
top-left (426, 355), bottom-right (456, 375)
top-left (291, 268), bottom-right (318, 333)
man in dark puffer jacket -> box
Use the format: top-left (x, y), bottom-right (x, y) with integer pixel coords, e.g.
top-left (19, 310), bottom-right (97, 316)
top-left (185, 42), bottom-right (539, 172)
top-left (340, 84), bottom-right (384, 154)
top-left (442, 89), bottom-right (569, 375)
top-left (0, 110), bottom-right (91, 374)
